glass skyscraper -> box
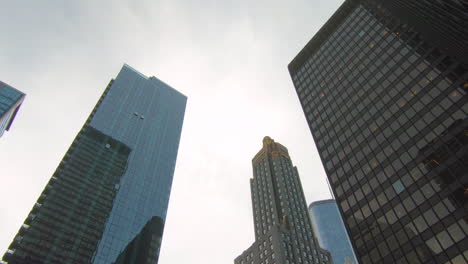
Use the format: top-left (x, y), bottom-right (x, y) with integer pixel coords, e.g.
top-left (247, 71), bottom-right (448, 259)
top-left (0, 81), bottom-right (25, 138)
top-left (112, 216), bottom-right (164, 264)
top-left (309, 199), bottom-right (358, 264)
top-left (289, 0), bottom-right (467, 263)
top-left (2, 64), bottom-right (186, 264)
top-left (235, 137), bottom-right (331, 264)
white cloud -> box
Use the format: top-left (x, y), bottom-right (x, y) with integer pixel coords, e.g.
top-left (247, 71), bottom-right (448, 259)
top-left (0, 0), bottom-right (344, 263)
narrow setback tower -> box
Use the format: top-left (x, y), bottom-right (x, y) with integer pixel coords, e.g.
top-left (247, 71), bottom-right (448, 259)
top-left (235, 137), bottom-right (332, 264)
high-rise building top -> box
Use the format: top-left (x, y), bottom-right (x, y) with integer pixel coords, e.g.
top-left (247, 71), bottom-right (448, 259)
top-left (289, 0), bottom-right (468, 73)
top-left (3, 64), bottom-right (186, 264)
top-left (235, 137), bottom-right (331, 264)
top-left (0, 81), bottom-right (25, 138)
top-left (309, 199), bottom-right (358, 264)
top-left (289, 1), bottom-right (467, 263)
top-left (89, 65), bottom-right (186, 264)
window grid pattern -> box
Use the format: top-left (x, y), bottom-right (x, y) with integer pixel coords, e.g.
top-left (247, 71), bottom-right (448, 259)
top-left (290, 3), bottom-right (467, 264)
top-left (0, 81), bottom-right (25, 137)
top-left (236, 138), bottom-right (331, 264)
top-left (3, 127), bottom-right (130, 264)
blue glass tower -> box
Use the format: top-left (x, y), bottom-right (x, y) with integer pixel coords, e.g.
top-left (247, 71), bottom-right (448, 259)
top-left (0, 81), bottom-right (25, 138)
top-left (309, 199), bottom-right (358, 264)
top-left (3, 64), bottom-right (186, 264)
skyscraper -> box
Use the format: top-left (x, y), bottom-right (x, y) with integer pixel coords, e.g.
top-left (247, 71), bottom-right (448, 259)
top-left (288, 0), bottom-right (467, 263)
top-left (235, 137), bottom-right (331, 264)
top-left (2, 64), bottom-right (187, 264)
top-left (112, 216), bottom-right (164, 264)
top-left (0, 81), bottom-right (25, 138)
top-left (309, 199), bottom-right (358, 264)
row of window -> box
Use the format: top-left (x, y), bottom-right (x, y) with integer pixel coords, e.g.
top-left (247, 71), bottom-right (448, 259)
top-left (292, 3), bottom-right (467, 264)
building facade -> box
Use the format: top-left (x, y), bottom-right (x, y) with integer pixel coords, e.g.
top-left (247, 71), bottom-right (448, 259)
top-left (113, 216), bottom-right (164, 264)
top-left (0, 81), bottom-right (25, 138)
top-left (235, 137), bottom-right (331, 264)
top-left (2, 64), bottom-right (186, 264)
top-left (289, 0), bottom-right (467, 263)
top-left (309, 199), bottom-right (358, 264)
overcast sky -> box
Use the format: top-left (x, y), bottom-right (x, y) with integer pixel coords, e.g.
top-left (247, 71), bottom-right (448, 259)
top-left (0, 0), bottom-right (344, 263)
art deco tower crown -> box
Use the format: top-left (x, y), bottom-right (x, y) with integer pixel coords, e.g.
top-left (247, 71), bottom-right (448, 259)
top-left (235, 137), bottom-right (331, 264)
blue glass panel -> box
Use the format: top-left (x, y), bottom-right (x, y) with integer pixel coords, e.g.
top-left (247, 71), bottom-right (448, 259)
top-left (91, 65), bottom-right (186, 263)
top-left (310, 200), bottom-right (359, 264)
top-left (0, 84), bottom-right (25, 136)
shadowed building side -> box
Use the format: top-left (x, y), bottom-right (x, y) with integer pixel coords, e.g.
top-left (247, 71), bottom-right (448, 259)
top-left (3, 127), bottom-right (130, 264)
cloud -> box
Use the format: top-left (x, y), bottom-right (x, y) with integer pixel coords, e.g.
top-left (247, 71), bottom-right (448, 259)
top-left (0, 0), bottom-right (344, 263)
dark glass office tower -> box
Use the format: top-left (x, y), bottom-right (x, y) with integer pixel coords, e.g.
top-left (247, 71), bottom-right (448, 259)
top-left (288, 0), bottom-right (468, 263)
top-left (0, 81), bottom-right (25, 138)
top-left (235, 137), bottom-right (331, 264)
top-left (2, 64), bottom-right (186, 264)
top-left (309, 199), bottom-right (358, 264)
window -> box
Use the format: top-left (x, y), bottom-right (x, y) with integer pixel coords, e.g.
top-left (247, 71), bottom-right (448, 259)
top-left (402, 196), bottom-right (416, 212)
top-left (392, 180), bottom-right (405, 194)
top-left (423, 209), bottom-right (438, 226)
top-left (436, 230), bottom-right (454, 250)
top-left (446, 222), bottom-right (464, 244)
top-left (426, 236), bottom-right (443, 254)
top-left (385, 210), bottom-right (397, 224)
top-left (414, 216), bottom-right (428, 233)
top-left (394, 204), bottom-right (406, 218)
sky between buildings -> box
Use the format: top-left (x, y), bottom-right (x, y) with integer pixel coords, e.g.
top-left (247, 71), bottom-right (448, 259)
top-left (0, 0), bottom-right (344, 263)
